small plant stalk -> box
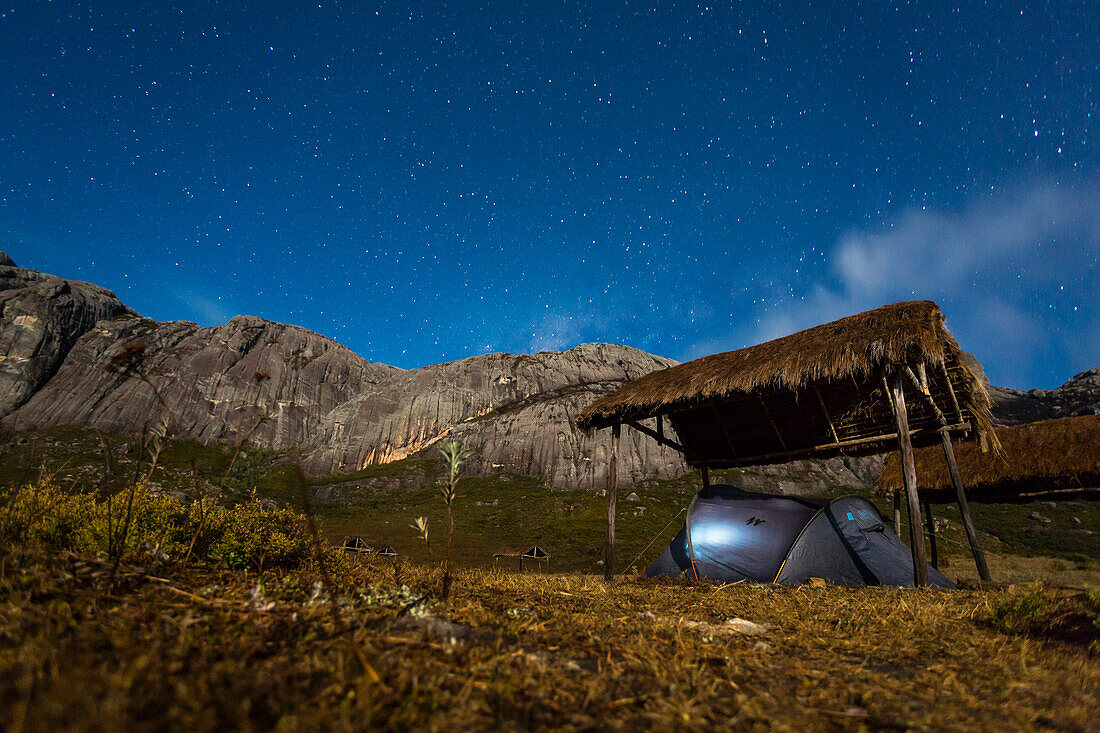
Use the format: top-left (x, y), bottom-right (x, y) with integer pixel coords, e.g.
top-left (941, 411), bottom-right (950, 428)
top-left (437, 440), bottom-right (470, 601)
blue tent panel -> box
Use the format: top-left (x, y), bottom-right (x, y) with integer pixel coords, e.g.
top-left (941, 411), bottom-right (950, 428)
top-left (645, 485), bottom-right (953, 588)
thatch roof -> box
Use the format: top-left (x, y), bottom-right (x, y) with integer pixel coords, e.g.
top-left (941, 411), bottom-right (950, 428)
top-left (494, 545), bottom-right (550, 559)
top-left (878, 415), bottom-right (1100, 501)
top-left (576, 301), bottom-right (999, 468)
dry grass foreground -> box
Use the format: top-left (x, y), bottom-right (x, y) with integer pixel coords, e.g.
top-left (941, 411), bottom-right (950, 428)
top-left (2, 553), bottom-right (1097, 732)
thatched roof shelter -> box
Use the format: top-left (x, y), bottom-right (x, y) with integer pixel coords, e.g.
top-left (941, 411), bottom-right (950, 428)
top-left (577, 300), bottom-right (998, 467)
top-left (493, 545), bottom-right (550, 560)
top-left (493, 545), bottom-right (550, 571)
top-left (878, 415), bottom-right (1100, 502)
top-left (342, 536), bottom-right (371, 553)
top-left (577, 300), bottom-right (1000, 585)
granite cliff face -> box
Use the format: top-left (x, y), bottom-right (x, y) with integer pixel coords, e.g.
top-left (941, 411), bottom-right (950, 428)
top-left (302, 345), bottom-right (686, 487)
top-left (0, 256), bottom-right (687, 487)
top-left (3, 254), bottom-right (1095, 494)
top-left (4, 312), bottom-right (403, 449)
top-left (0, 254), bottom-right (136, 417)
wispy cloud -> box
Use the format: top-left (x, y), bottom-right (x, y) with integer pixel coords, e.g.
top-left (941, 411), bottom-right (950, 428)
top-left (178, 292), bottom-right (233, 326)
top-left (527, 310), bottom-right (597, 352)
top-left (689, 181), bottom-right (1100, 387)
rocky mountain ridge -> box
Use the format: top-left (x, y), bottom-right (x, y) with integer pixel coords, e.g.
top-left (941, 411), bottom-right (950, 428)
top-left (987, 368), bottom-right (1100, 425)
top-left (2, 252), bottom-right (1095, 493)
top-left (0, 253), bottom-right (687, 488)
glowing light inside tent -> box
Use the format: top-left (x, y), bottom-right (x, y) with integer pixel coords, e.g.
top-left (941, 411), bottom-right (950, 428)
top-left (690, 519), bottom-right (738, 548)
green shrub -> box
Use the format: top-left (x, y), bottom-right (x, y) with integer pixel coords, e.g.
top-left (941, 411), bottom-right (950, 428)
top-left (1, 475), bottom-right (313, 570)
top-left (990, 584), bottom-right (1100, 653)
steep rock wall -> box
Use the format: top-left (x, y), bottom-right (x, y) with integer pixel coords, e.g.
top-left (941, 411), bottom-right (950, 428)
top-left (0, 253), bottom-right (135, 417)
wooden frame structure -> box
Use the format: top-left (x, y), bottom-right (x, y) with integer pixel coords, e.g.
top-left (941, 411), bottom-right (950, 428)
top-left (342, 536), bottom-right (372, 554)
top-left (577, 301), bottom-right (1000, 585)
top-left (493, 545), bottom-right (551, 571)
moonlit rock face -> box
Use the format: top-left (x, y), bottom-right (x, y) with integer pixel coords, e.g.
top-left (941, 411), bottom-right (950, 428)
top-left (0, 261), bottom-right (135, 417)
top-left (0, 261), bottom-right (686, 489)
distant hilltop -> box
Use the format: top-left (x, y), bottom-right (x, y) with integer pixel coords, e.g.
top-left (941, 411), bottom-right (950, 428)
top-left (2, 251), bottom-right (1096, 492)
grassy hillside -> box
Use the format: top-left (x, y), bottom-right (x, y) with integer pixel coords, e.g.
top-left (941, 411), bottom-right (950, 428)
top-left (2, 426), bottom-right (1097, 582)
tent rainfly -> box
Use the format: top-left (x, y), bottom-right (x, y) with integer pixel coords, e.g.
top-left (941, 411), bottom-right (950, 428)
top-left (647, 484), bottom-right (955, 588)
top-left (576, 300), bottom-right (1001, 586)
top-left (878, 415), bottom-right (1100, 502)
top-left (493, 545), bottom-right (551, 571)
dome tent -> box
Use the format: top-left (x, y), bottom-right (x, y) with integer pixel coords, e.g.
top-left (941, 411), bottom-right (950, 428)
top-left (646, 484), bottom-right (954, 588)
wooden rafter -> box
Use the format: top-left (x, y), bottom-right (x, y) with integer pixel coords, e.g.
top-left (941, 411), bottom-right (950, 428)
top-left (757, 397), bottom-right (789, 451)
top-left (690, 421), bottom-right (972, 467)
top-left (812, 383), bottom-right (840, 443)
top-left (626, 420), bottom-right (687, 456)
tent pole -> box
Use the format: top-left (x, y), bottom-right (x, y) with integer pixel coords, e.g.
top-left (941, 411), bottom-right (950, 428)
top-left (922, 498), bottom-right (939, 569)
top-left (604, 423), bottom-right (620, 582)
top-left (940, 429), bottom-right (991, 581)
top-left (700, 466), bottom-right (710, 489)
top-left (893, 492), bottom-right (902, 536)
top-left (889, 372), bottom-right (930, 587)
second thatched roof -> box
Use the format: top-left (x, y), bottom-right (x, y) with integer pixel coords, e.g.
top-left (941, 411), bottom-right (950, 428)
top-left (576, 300), bottom-right (995, 441)
top-left (877, 415), bottom-right (1100, 501)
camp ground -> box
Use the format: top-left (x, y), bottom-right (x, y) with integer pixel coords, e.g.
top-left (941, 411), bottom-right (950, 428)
top-left (578, 300), bottom-right (1000, 587)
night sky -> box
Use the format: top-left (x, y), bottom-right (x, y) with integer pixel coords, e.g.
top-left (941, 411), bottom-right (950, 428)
top-left (1, 2), bottom-right (1096, 388)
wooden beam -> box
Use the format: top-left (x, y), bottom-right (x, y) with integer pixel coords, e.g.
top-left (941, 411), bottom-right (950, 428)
top-left (690, 421), bottom-right (972, 467)
top-left (938, 362), bottom-right (965, 425)
top-left (700, 466), bottom-right (710, 489)
top-left (940, 429), bottom-right (992, 581)
top-left (902, 365), bottom-right (949, 426)
top-left (883, 377), bottom-right (898, 420)
top-left (710, 404), bottom-right (740, 459)
top-left (812, 384), bottom-right (840, 443)
top-left (605, 423), bottom-right (620, 582)
top-left (758, 397), bottom-right (789, 451)
top-left (626, 420), bottom-right (686, 456)
top-left (889, 373), bottom-right (930, 587)
top-left (923, 497), bottom-right (939, 570)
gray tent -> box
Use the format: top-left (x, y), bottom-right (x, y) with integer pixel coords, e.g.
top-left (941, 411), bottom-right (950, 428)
top-left (647, 484), bottom-right (953, 588)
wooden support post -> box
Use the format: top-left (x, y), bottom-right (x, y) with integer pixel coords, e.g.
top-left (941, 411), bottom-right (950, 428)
top-left (923, 498), bottom-right (939, 569)
top-left (889, 373), bottom-right (930, 587)
top-left (700, 466), bottom-right (710, 489)
top-left (914, 363), bottom-right (991, 581)
top-left (656, 414), bottom-right (664, 442)
top-left (940, 429), bottom-right (991, 581)
top-left (604, 423), bottom-right (620, 582)
top-left (893, 491), bottom-right (902, 536)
